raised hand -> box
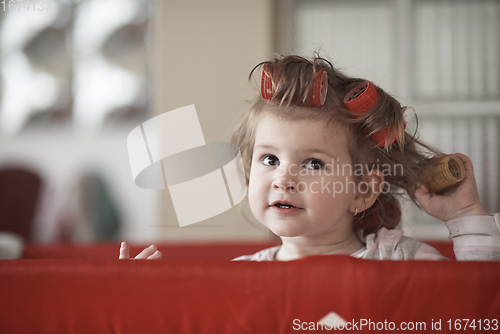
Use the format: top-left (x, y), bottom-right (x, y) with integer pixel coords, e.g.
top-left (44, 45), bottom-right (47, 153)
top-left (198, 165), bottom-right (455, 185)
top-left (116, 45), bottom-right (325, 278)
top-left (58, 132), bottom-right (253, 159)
top-left (415, 153), bottom-right (488, 222)
top-left (119, 241), bottom-right (162, 260)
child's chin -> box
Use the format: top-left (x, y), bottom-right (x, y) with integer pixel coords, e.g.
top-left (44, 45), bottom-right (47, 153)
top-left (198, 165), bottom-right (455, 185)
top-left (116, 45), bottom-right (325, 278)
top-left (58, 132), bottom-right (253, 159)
top-left (260, 219), bottom-right (306, 238)
top-left (269, 227), bottom-right (303, 238)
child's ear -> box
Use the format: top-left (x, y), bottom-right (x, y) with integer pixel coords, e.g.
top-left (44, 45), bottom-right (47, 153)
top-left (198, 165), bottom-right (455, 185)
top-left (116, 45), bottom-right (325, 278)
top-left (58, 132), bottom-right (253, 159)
top-left (349, 169), bottom-right (385, 214)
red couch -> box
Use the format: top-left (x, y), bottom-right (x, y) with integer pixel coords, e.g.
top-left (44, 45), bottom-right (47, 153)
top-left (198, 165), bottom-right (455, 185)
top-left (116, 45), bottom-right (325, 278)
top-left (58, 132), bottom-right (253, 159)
top-left (1, 242), bottom-right (499, 333)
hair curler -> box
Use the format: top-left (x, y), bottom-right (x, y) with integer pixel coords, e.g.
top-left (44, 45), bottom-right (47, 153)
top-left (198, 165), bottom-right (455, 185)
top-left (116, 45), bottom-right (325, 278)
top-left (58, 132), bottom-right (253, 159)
top-left (343, 80), bottom-right (404, 147)
top-left (260, 65), bottom-right (328, 107)
top-left (372, 123), bottom-right (407, 147)
top-left (305, 71), bottom-right (328, 106)
top-left (343, 81), bottom-right (379, 115)
top-left (419, 154), bottom-right (465, 193)
top-left (261, 64), bottom-right (274, 101)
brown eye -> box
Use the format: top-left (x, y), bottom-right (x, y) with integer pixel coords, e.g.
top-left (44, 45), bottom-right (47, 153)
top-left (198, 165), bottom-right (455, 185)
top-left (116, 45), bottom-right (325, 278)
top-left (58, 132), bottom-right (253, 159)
top-left (262, 154), bottom-right (279, 166)
top-left (303, 159), bottom-right (325, 170)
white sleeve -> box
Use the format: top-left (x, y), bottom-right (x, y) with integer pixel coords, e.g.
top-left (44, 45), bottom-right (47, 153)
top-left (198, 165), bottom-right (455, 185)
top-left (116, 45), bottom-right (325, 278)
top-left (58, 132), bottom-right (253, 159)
top-left (445, 213), bottom-right (500, 261)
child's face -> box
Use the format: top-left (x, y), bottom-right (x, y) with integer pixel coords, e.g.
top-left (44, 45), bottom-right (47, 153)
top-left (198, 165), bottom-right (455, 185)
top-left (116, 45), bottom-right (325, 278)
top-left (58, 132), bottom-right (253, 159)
top-left (248, 108), bottom-right (357, 239)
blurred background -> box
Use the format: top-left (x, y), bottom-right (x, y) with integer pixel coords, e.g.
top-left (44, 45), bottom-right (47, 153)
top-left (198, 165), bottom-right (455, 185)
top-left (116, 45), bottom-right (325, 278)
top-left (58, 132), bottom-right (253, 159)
top-left (0, 0), bottom-right (498, 244)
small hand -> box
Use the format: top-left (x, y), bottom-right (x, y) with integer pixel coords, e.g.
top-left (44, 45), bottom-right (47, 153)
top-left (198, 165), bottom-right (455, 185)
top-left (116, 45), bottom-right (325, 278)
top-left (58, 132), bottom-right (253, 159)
top-left (415, 153), bottom-right (488, 222)
top-left (118, 241), bottom-right (162, 260)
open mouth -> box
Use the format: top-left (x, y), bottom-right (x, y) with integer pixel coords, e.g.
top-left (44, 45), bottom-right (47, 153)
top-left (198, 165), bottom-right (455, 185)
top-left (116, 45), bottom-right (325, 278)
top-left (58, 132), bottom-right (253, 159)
top-left (274, 203), bottom-right (296, 209)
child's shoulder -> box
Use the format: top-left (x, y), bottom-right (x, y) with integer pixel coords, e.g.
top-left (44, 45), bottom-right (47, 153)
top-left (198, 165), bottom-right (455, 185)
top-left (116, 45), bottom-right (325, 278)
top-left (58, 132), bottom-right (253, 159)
top-left (361, 227), bottom-right (446, 260)
top-left (232, 245), bottom-right (280, 262)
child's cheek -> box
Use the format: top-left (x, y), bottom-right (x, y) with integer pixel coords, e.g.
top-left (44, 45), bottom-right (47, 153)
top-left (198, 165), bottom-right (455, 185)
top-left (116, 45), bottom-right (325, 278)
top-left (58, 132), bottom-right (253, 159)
top-left (247, 172), bottom-right (265, 208)
top-left (304, 175), bottom-right (354, 198)
top-left (247, 181), bottom-right (269, 227)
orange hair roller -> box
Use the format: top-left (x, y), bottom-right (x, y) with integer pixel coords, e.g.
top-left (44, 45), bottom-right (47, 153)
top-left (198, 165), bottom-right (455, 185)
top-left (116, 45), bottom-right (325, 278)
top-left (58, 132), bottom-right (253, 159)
top-left (420, 154), bottom-right (466, 193)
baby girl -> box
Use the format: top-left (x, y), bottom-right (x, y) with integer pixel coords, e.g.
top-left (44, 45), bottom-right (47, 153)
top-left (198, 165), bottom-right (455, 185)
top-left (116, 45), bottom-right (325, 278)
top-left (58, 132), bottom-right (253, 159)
top-left (120, 55), bottom-right (499, 261)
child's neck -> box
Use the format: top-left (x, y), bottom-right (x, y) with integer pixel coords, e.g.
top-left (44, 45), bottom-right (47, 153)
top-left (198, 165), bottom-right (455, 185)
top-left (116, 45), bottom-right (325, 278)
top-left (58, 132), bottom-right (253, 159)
top-left (275, 233), bottom-right (364, 261)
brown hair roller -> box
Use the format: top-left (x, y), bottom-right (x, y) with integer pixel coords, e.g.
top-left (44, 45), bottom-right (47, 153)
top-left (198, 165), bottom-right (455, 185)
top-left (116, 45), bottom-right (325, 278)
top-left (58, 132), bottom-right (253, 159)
top-left (420, 154), bottom-right (465, 193)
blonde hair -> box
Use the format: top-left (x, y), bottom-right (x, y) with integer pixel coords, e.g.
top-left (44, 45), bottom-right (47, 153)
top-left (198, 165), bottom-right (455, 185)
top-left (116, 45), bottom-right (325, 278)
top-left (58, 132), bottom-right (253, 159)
top-left (231, 55), bottom-right (441, 234)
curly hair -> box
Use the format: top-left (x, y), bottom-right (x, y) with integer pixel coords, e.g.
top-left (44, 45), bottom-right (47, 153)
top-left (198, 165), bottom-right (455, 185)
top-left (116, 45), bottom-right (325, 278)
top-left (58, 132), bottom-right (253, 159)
top-left (231, 54), bottom-right (441, 234)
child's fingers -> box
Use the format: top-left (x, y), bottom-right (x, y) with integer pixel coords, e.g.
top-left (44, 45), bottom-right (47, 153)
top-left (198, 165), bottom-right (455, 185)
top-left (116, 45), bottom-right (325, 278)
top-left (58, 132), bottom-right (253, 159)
top-left (452, 153), bottom-right (475, 181)
top-left (147, 250), bottom-right (162, 260)
top-left (134, 244), bottom-right (157, 260)
top-left (415, 183), bottom-right (434, 211)
top-left (119, 241), bottom-right (130, 259)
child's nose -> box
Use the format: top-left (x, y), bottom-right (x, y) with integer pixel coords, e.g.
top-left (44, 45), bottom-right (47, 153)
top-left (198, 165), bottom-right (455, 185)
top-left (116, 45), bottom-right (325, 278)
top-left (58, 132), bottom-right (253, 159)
top-left (273, 166), bottom-right (297, 191)
top-left (272, 177), bottom-right (295, 191)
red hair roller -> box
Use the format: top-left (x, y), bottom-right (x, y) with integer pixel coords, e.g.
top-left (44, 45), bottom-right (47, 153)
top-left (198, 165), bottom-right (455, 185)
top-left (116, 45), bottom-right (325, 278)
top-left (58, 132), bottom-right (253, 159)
top-left (373, 122), bottom-right (407, 147)
top-left (261, 64), bottom-right (274, 101)
top-left (344, 80), bottom-right (404, 147)
top-left (260, 65), bottom-right (328, 107)
top-left (343, 81), bottom-right (379, 115)
top-left (306, 71), bottom-right (328, 106)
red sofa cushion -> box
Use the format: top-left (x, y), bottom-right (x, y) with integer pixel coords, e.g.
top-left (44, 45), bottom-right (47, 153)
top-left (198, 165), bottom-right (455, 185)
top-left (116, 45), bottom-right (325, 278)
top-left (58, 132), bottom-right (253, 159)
top-left (22, 241), bottom-right (456, 260)
top-left (1, 255), bottom-right (498, 333)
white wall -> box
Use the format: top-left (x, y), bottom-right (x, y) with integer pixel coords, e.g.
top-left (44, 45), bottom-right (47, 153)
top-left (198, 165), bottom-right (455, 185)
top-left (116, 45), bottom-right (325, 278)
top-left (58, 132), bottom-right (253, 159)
top-left (154, 0), bottom-right (274, 241)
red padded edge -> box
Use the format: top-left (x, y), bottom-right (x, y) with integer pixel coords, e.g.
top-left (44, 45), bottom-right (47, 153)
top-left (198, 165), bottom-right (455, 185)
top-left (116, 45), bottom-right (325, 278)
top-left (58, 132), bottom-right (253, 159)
top-left (2, 257), bottom-right (499, 333)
